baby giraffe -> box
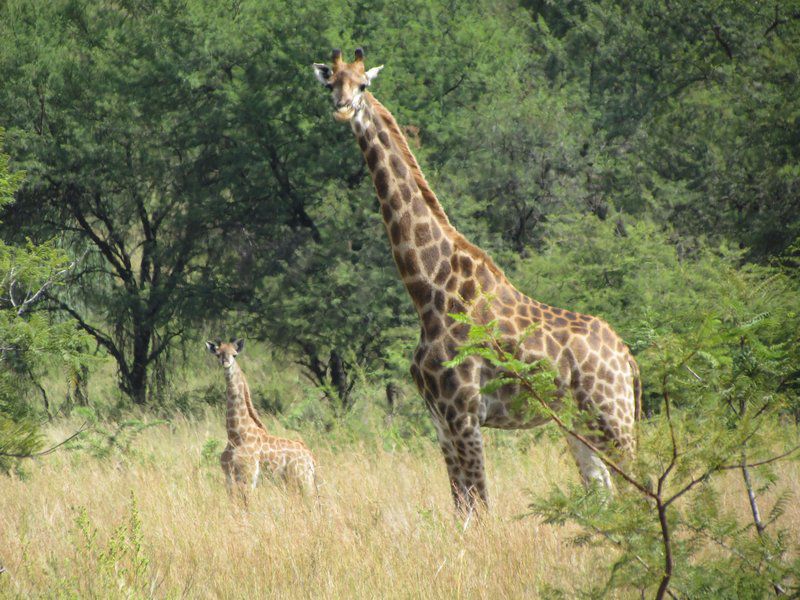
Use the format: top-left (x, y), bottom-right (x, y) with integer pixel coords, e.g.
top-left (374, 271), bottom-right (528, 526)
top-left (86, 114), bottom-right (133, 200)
top-left (206, 338), bottom-right (317, 501)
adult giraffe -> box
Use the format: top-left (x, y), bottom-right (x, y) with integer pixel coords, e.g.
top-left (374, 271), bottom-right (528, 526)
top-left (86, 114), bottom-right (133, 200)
top-left (313, 48), bottom-right (641, 514)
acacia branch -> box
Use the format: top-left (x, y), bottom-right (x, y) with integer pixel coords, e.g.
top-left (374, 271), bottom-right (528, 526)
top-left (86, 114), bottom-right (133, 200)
top-left (658, 377), bottom-right (679, 496)
top-left (764, 5), bottom-right (800, 36)
top-left (11, 260), bottom-right (77, 317)
top-left (90, 191), bottom-right (132, 275)
top-left (712, 25), bottom-right (734, 60)
top-left (146, 328), bottom-right (183, 363)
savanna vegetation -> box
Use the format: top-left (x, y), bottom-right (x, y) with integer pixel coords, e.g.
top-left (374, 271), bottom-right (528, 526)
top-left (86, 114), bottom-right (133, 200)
top-left (1, 0), bottom-right (799, 597)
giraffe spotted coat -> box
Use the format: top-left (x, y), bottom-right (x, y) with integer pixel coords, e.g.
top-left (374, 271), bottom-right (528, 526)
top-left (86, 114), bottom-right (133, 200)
top-left (314, 49), bottom-right (641, 513)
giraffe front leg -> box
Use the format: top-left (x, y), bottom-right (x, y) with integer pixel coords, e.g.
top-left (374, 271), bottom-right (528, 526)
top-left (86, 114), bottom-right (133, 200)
top-left (432, 419), bottom-right (466, 508)
top-left (419, 353), bottom-right (489, 518)
top-left (228, 457), bottom-right (259, 507)
top-left (221, 445), bottom-right (234, 496)
top-left (431, 404), bottom-right (488, 517)
top-left (451, 415), bottom-right (488, 517)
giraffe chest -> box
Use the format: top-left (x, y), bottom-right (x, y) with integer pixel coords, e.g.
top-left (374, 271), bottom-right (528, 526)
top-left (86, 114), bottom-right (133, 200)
top-left (411, 339), bottom-right (554, 430)
top-left (478, 362), bottom-right (555, 429)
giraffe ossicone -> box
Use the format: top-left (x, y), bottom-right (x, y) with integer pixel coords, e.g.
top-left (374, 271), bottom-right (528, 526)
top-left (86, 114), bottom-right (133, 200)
top-left (313, 48), bottom-right (641, 514)
top-left (207, 338), bottom-right (317, 501)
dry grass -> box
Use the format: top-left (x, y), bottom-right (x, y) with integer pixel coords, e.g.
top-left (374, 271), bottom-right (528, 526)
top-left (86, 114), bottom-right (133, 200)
top-left (1, 415), bottom-right (798, 599)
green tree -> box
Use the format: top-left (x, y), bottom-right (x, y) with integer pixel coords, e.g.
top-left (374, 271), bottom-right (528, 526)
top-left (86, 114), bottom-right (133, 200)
top-left (3, 0), bottom-right (797, 414)
top-left (0, 130), bottom-right (91, 470)
top-left (250, 185), bottom-right (417, 411)
top-left (0, 0), bottom-right (345, 403)
top-left (449, 296), bottom-right (800, 597)
top-left (526, 0), bottom-right (800, 258)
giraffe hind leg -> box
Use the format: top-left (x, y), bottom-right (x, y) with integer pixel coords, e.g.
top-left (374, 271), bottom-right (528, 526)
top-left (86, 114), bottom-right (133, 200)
top-left (565, 435), bottom-right (613, 491)
top-left (284, 455), bottom-right (315, 496)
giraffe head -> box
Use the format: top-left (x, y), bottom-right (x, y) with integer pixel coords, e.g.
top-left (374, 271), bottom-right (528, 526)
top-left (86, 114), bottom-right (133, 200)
top-left (206, 338), bottom-right (245, 369)
top-left (313, 47), bottom-right (383, 122)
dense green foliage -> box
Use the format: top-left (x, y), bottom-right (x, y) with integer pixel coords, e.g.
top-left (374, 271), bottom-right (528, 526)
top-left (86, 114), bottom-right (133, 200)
top-left (1, 0), bottom-right (797, 408)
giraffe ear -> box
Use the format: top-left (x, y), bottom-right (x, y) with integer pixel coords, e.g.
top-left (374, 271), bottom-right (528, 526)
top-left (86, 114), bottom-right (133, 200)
top-left (205, 341), bottom-right (218, 354)
top-left (364, 65), bottom-right (384, 86)
top-left (233, 338), bottom-right (245, 353)
top-left (313, 63), bottom-right (332, 85)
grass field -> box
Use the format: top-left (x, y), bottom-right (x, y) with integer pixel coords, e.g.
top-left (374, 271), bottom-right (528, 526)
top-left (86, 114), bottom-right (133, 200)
top-left (1, 410), bottom-right (798, 599)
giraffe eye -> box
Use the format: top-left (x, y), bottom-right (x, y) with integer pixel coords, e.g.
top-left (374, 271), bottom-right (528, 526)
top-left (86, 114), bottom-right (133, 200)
top-left (359, 83), bottom-right (367, 92)
top-left (325, 83), bottom-right (333, 90)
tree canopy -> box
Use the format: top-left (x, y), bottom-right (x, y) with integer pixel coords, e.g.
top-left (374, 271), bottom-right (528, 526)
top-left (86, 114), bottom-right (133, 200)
top-left (0, 0), bottom-right (797, 408)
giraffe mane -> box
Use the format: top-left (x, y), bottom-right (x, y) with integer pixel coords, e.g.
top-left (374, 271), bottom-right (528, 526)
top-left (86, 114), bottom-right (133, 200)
top-left (366, 93), bottom-right (507, 280)
top-left (240, 370), bottom-right (267, 431)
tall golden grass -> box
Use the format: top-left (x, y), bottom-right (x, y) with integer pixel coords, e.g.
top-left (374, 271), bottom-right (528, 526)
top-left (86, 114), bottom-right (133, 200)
top-left (1, 413), bottom-right (798, 598)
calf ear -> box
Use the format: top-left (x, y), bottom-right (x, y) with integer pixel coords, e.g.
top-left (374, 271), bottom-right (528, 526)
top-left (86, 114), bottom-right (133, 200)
top-left (233, 338), bottom-right (245, 353)
top-left (205, 341), bottom-right (218, 354)
top-left (313, 63), bottom-right (332, 85)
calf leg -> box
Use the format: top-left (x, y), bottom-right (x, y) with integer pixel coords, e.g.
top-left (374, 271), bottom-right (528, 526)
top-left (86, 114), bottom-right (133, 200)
top-left (221, 445), bottom-right (235, 495)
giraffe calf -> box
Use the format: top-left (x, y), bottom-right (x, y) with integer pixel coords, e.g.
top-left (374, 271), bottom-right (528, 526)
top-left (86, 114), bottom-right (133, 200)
top-left (207, 338), bottom-right (317, 499)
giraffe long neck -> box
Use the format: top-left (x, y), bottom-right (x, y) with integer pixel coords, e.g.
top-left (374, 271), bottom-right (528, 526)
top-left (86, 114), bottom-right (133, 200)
top-left (352, 94), bottom-right (510, 322)
top-left (224, 362), bottom-right (265, 442)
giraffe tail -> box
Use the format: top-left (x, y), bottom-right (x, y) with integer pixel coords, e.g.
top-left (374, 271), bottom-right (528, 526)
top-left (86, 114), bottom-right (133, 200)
top-left (629, 355), bottom-right (642, 428)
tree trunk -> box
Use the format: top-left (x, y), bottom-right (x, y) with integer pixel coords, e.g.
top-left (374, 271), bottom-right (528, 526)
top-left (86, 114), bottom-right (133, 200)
top-left (126, 366), bottom-right (148, 405)
top-left (385, 381), bottom-right (399, 414)
top-left (126, 326), bottom-right (152, 405)
top-left (329, 349), bottom-right (349, 411)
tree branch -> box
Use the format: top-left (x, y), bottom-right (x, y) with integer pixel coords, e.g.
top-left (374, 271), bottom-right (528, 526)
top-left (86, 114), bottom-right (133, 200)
top-left (0, 421), bottom-right (90, 459)
top-left (717, 444), bottom-right (800, 471)
top-left (65, 186), bottom-right (134, 287)
top-left (48, 296), bottom-right (130, 380)
top-left (711, 25), bottom-right (734, 60)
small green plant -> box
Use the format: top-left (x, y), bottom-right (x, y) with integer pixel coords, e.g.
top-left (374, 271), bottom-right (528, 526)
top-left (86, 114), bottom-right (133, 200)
top-left (200, 438), bottom-right (222, 468)
top-left (58, 492), bottom-right (153, 597)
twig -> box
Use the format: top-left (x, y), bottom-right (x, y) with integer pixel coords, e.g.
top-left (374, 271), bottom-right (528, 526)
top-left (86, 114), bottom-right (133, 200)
top-left (717, 445), bottom-right (800, 471)
top-left (684, 365), bottom-right (703, 381)
top-left (0, 421), bottom-right (90, 458)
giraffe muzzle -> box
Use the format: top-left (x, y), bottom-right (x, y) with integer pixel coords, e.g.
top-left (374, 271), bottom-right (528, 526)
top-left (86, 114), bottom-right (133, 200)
top-left (334, 105), bottom-right (355, 122)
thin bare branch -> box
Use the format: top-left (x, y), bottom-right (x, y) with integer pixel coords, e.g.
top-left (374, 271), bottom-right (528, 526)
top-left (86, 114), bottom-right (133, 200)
top-left (0, 421), bottom-right (90, 459)
top-left (718, 445), bottom-right (800, 471)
